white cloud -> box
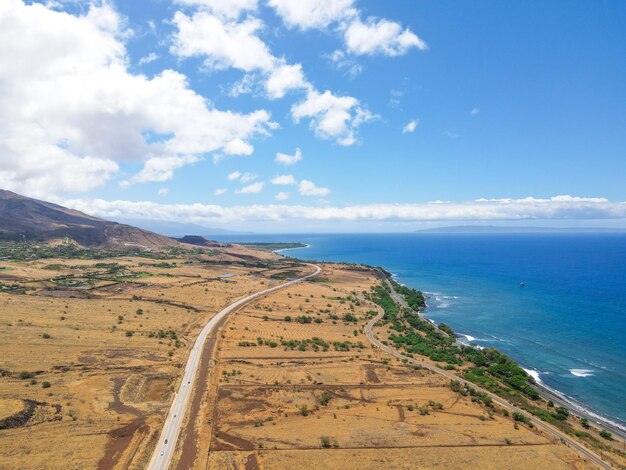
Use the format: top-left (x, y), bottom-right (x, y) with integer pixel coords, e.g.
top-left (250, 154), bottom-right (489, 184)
top-left (171, 11), bottom-right (275, 72)
top-left (174, 0), bottom-right (258, 20)
top-left (268, 0), bottom-right (356, 30)
top-left (265, 62), bottom-right (308, 99)
top-left (275, 191), bottom-right (289, 201)
top-left (157, 187), bottom-right (170, 196)
top-left (443, 131), bottom-right (460, 139)
top-left (240, 172), bottom-right (258, 183)
top-left (271, 174), bottom-right (297, 185)
top-left (222, 139), bottom-right (254, 156)
top-left (213, 188), bottom-right (227, 196)
top-left (170, 3), bottom-right (375, 145)
top-left (344, 17), bottom-right (427, 56)
top-left (138, 52), bottom-right (159, 65)
top-left (471, 107), bottom-right (480, 115)
top-left (402, 119), bottom-right (418, 134)
top-left (299, 179), bottom-right (330, 197)
top-left (122, 155), bottom-right (199, 186)
top-left (292, 90), bottom-right (376, 145)
top-left (64, 195), bottom-right (626, 225)
top-left (269, 2), bottom-right (427, 59)
top-left (275, 148), bottom-right (302, 165)
top-left (0, 1), bottom-right (275, 198)
top-left (228, 171), bottom-right (242, 181)
top-left (236, 181), bottom-right (264, 194)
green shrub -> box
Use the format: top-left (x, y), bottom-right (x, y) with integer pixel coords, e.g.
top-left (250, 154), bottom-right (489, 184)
top-left (599, 430), bottom-right (613, 440)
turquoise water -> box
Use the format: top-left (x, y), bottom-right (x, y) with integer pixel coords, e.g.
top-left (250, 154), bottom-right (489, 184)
top-left (215, 233), bottom-right (626, 427)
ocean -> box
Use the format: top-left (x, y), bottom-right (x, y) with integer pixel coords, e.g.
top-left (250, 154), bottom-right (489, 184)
top-left (214, 233), bottom-right (626, 428)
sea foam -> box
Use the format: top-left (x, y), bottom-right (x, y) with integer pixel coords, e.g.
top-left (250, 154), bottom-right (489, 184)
top-left (523, 368), bottom-right (543, 384)
top-left (570, 369), bottom-right (594, 377)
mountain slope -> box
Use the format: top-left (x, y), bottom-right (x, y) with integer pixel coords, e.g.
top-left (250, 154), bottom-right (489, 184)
top-left (0, 190), bottom-right (178, 248)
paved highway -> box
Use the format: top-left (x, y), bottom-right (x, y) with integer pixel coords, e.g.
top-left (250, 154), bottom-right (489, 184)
top-left (364, 305), bottom-right (611, 470)
top-left (147, 264), bottom-right (321, 470)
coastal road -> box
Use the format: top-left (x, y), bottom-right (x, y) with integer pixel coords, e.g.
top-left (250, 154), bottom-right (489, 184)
top-left (364, 306), bottom-right (611, 470)
top-left (147, 264), bottom-right (322, 470)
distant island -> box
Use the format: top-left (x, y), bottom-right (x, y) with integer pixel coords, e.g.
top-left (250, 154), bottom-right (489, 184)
top-left (237, 242), bottom-right (308, 252)
top-left (415, 225), bottom-right (626, 234)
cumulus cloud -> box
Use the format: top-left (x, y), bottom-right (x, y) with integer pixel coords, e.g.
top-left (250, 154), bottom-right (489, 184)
top-left (344, 17), bottom-right (427, 56)
top-left (235, 181), bottom-right (264, 194)
top-left (275, 191), bottom-right (290, 201)
top-left (264, 62), bottom-right (308, 99)
top-left (267, 0), bottom-right (356, 30)
top-left (271, 174), bottom-right (297, 185)
top-left (228, 171), bottom-right (242, 181)
top-left (292, 90), bottom-right (376, 145)
top-left (0, 1), bottom-right (274, 198)
top-left (171, 8), bottom-right (310, 100)
top-left (275, 148), bottom-right (302, 165)
top-left (63, 196), bottom-right (626, 225)
top-left (171, 11), bottom-right (274, 72)
top-left (299, 179), bottom-right (330, 197)
top-left (122, 155), bottom-right (199, 187)
top-left (269, 0), bottom-right (425, 61)
top-left (157, 188), bottom-right (170, 196)
top-left (170, 3), bottom-right (371, 144)
top-left (402, 119), bottom-right (418, 134)
top-left (213, 188), bottom-right (227, 196)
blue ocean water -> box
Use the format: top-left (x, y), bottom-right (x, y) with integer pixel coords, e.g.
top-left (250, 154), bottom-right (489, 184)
top-left (215, 233), bottom-right (626, 427)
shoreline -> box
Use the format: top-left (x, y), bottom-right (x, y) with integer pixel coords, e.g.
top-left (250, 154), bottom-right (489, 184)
top-left (278, 244), bottom-right (626, 441)
top-left (273, 243), bottom-right (311, 255)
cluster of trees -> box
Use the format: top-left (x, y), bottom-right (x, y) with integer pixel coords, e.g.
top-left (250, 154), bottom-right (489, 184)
top-left (462, 348), bottom-right (540, 400)
top-left (284, 315), bottom-right (323, 324)
top-left (390, 279), bottom-right (426, 310)
top-left (280, 337), bottom-right (329, 352)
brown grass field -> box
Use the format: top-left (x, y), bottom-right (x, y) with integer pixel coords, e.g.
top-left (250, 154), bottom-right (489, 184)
top-left (0, 244), bottom-right (622, 469)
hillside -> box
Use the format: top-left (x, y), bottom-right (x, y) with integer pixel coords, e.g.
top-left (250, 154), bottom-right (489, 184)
top-left (0, 190), bottom-right (178, 249)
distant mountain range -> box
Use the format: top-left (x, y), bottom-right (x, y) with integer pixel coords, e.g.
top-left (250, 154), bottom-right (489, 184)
top-left (112, 218), bottom-right (245, 237)
top-left (0, 189), bottom-right (177, 248)
top-left (415, 225), bottom-right (626, 234)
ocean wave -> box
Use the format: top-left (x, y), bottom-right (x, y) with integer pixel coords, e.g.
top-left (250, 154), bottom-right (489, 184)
top-left (523, 368), bottom-right (543, 384)
top-left (570, 369), bottom-right (594, 378)
top-left (456, 333), bottom-right (485, 349)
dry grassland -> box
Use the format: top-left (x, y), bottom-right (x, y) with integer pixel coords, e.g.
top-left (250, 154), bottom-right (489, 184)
top-left (174, 264), bottom-right (597, 470)
top-left (0, 247), bottom-right (309, 469)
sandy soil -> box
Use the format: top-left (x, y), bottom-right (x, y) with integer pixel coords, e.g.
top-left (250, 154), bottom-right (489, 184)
top-left (0, 245), bottom-right (305, 469)
top-left (172, 263), bottom-right (600, 470)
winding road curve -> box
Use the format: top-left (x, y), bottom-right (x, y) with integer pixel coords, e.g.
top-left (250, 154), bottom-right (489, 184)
top-left (364, 305), bottom-right (611, 469)
top-left (147, 264), bottom-right (321, 470)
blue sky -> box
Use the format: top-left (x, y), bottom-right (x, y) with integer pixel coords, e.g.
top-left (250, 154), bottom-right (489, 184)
top-left (2, 1), bottom-right (626, 231)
